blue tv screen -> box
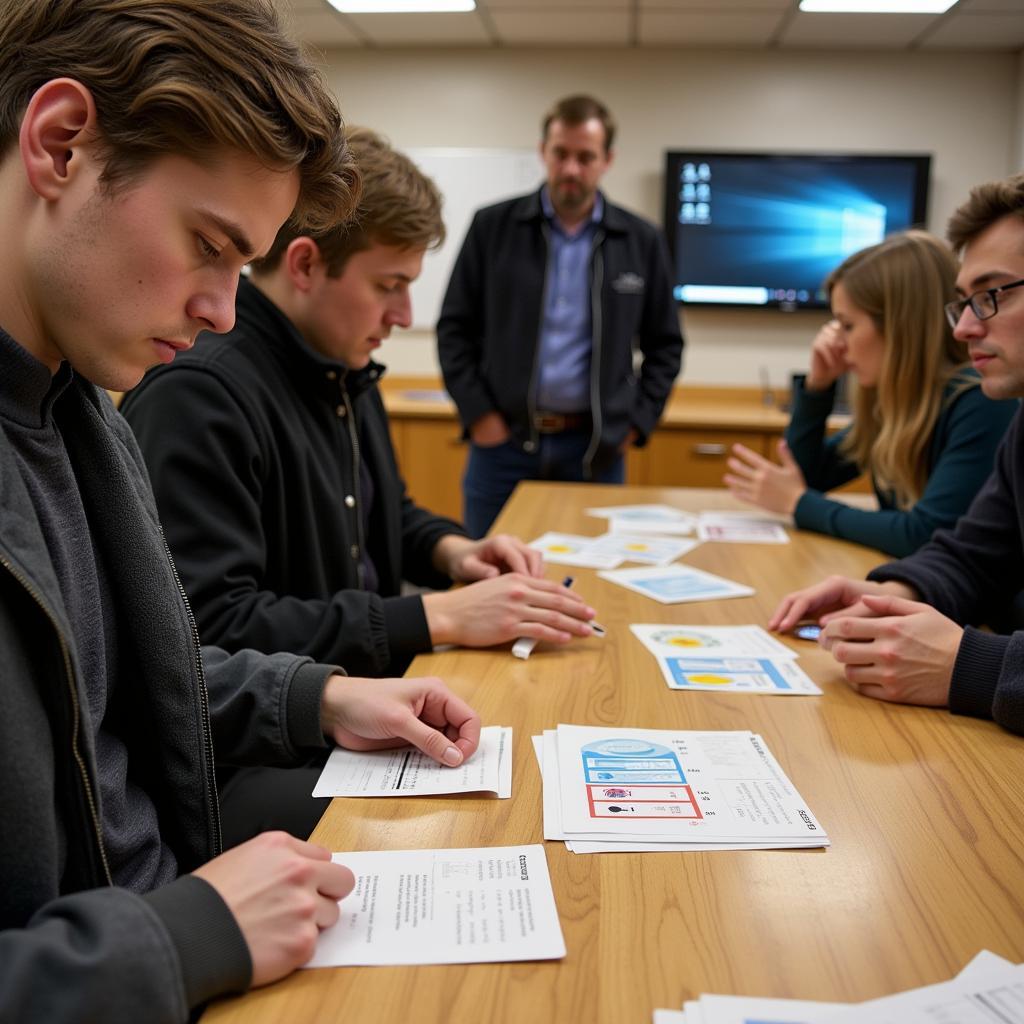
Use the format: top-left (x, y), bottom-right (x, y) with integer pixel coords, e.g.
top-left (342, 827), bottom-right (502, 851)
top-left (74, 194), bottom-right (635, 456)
top-left (663, 152), bottom-right (931, 310)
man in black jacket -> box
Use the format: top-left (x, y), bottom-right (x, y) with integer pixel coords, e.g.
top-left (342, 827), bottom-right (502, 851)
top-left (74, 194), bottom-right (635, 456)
top-left (122, 128), bottom-right (598, 843)
top-left (437, 94), bottom-right (684, 537)
top-left (770, 173), bottom-right (1024, 737)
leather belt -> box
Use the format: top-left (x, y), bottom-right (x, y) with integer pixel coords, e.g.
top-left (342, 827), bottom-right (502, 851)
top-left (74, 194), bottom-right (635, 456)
top-left (532, 410), bottom-right (592, 434)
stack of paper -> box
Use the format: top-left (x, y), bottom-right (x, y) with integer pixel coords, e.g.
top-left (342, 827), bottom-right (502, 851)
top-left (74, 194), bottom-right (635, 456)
top-left (313, 725), bottom-right (512, 799)
top-left (653, 951), bottom-right (1021, 1023)
top-left (535, 725), bottom-right (829, 854)
top-left (307, 844), bottom-right (565, 967)
top-left (598, 564), bottom-right (754, 604)
top-left (631, 624), bottom-right (821, 696)
top-left (530, 530), bottom-right (700, 569)
top-left (586, 503), bottom-right (698, 536)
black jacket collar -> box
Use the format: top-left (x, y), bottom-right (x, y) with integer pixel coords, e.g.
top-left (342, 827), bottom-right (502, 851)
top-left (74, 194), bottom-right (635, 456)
top-left (234, 277), bottom-right (386, 403)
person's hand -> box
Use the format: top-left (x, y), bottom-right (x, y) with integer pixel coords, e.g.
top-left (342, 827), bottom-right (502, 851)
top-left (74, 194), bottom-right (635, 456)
top-left (724, 439), bottom-right (806, 516)
top-left (469, 411), bottom-right (511, 447)
top-left (423, 573), bottom-right (596, 648)
top-left (820, 594), bottom-right (963, 707)
top-left (768, 574), bottom-right (918, 633)
top-left (618, 427), bottom-right (639, 454)
top-left (320, 675), bottom-right (481, 767)
top-left (806, 320), bottom-right (848, 392)
top-left (194, 832), bottom-right (355, 987)
top-left (433, 533), bottom-right (544, 581)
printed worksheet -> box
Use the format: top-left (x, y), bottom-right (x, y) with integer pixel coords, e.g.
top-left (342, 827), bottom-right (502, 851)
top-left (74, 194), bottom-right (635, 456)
top-left (553, 725), bottom-right (827, 845)
top-left (697, 512), bottom-right (790, 544)
top-left (528, 531), bottom-right (623, 569)
top-left (821, 961), bottom-right (1024, 1024)
top-left (306, 845), bottom-right (565, 967)
top-left (584, 532), bottom-right (700, 566)
top-left (599, 565), bottom-right (754, 604)
top-left (313, 726), bottom-right (512, 799)
top-left (586, 503), bottom-right (696, 529)
top-left (630, 624), bottom-right (819, 696)
top-left (631, 624), bottom-right (796, 660)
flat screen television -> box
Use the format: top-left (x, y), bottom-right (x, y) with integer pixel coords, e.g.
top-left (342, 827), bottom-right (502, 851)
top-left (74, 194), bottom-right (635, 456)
top-left (663, 151), bottom-right (931, 311)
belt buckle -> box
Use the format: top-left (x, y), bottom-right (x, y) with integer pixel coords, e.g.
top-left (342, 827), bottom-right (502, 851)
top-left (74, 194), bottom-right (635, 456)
top-left (535, 412), bottom-right (565, 433)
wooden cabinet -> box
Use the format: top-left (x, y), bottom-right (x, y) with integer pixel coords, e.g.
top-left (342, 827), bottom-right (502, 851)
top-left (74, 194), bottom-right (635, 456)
top-left (380, 378), bottom-right (869, 521)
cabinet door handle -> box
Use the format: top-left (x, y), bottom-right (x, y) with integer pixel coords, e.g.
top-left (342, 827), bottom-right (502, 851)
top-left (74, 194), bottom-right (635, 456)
top-left (692, 443), bottom-right (728, 457)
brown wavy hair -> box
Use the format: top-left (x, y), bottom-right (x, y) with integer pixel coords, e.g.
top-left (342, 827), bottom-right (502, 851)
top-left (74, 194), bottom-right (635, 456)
top-left (0, 0), bottom-right (359, 232)
top-left (947, 172), bottom-right (1024, 254)
top-left (254, 126), bottom-right (444, 277)
top-left (833, 230), bottom-right (972, 509)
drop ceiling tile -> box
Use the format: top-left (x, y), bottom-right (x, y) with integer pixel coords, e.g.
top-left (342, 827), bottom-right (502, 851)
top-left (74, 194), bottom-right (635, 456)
top-left (345, 11), bottom-right (492, 44)
top-left (919, 12), bottom-right (1024, 47)
top-left (779, 11), bottom-right (939, 47)
top-left (287, 9), bottom-right (364, 45)
top-left (489, 9), bottom-right (631, 44)
top-left (481, 0), bottom-right (628, 8)
top-left (639, 0), bottom-right (789, 9)
top-left (637, 10), bottom-right (784, 44)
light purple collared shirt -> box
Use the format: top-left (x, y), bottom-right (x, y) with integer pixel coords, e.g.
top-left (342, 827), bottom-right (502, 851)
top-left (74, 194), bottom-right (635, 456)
top-left (536, 188), bottom-right (604, 413)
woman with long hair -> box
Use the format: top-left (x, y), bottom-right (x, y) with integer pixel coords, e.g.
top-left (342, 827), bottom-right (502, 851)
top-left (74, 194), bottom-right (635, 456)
top-left (724, 230), bottom-right (1017, 556)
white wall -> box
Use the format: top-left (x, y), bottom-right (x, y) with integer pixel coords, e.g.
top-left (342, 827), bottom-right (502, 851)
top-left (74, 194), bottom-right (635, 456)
top-left (320, 47), bottom-right (1018, 387)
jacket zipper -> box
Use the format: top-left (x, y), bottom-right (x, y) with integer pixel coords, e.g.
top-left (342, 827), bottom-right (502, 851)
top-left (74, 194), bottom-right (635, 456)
top-left (158, 527), bottom-right (222, 856)
top-left (526, 222), bottom-right (553, 455)
top-left (339, 379), bottom-right (367, 590)
top-left (583, 231), bottom-right (606, 477)
top-left (0, 552), bottom-right (113, 885)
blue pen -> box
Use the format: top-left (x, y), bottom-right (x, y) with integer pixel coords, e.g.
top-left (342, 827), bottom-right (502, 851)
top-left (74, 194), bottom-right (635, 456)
top-left (563, 575), bottom-right (606, 636)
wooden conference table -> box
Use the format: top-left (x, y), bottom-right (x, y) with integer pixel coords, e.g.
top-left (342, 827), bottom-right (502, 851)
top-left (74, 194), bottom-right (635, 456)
top-left (205, 483), bottom-right (1024, 1024)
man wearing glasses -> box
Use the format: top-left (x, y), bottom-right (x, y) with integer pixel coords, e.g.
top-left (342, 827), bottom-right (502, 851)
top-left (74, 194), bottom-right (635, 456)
top-left (770, 172), bottom-right (1024, 736)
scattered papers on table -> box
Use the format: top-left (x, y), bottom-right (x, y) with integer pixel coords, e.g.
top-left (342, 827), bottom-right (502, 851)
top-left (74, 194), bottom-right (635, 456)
top-left (535, 725), bottom-right (828, 853)
top-left (598, 564), bottom-right (754, 604)
top-left (306, 844), bottom-right (565, 967)
top-left (630, 624), bottom-right (821, 695)
top-left (313, 726), bottom-right (512, 799)
top-left (651, 951), bottom-right (1021, 1023)
top-left (696, 511), bottom-right (790, 544)
top-left (529, 530), bottom-right (699, 569)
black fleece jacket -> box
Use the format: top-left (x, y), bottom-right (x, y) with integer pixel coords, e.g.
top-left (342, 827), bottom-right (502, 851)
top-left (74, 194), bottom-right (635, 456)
top-left (121, 278), bottom-right (468, 676)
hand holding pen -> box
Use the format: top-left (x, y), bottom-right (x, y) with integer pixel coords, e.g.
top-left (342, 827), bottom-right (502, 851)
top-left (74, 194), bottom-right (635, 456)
top-left (512, 576), bottom-right (605, 660)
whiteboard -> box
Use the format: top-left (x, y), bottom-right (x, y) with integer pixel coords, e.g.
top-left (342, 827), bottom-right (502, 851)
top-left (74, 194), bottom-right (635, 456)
top-left (406, 147), bottom-right (541, 330)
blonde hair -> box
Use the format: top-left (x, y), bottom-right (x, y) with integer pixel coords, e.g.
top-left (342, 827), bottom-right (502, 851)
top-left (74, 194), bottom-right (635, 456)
top-left (833, 230), bottom-right (970, 509)
top-left (0, 0), bottom-right (359, 232)
top-left (255, 126), bottom-right (444, 277)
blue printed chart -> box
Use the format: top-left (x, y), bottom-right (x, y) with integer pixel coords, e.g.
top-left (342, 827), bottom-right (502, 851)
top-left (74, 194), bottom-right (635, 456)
top-left (598, 565), bottom-right (754, 604)
top-left (537, 725), bottom-right (829, 853)
top-left (630, 625), bottom-right (822, 696)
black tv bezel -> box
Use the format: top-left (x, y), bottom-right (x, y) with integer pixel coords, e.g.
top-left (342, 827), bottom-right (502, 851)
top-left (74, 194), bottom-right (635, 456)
top-left (662, 150), bottom-right (933, 311)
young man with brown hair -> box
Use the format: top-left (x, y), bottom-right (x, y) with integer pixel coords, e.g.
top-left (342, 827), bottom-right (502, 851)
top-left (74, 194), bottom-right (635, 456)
top-left (0, 4), bottom-right (480, 1020)
top-left (121, 128), bottom-right (597, 843)
top-left (771, 173), bottom-right (1024, 737)
top-left (437, 94), bottom-right (684, 537)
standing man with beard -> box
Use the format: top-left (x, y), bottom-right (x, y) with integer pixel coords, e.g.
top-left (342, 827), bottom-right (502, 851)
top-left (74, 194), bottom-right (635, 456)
top-left (437, 95), bottom-right (684, 538)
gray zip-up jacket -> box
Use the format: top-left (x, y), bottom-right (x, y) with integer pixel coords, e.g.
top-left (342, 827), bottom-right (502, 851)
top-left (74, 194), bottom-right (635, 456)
top-left (0, 377), bottom-right (336, 1022)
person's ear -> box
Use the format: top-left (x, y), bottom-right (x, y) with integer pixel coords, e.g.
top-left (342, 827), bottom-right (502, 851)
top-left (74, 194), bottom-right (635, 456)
top-left (604, 146), bottom-right (615, 170)
top-left (19, 78), bottom-right (98, 201)
top-left (285, 237), bottom-right (325, 293)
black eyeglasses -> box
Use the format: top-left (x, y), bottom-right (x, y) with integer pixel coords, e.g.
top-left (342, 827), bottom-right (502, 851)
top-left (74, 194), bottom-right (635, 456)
top-left (945, 278), bottom-right (1024, 330)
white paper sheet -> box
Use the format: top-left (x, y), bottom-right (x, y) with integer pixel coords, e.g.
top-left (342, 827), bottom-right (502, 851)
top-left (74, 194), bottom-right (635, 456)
top-left (527, 531), bottom-right (624, 569)
top-left (313, 726), bottom-right (512, 799)
top-left (584, 532), bottom-right (701, 566)
top-left (586, 504), bottom-right (697, 528)
top-left (306, 844), bottom-right (566, 967)
top-left (630, 624), bottom-right (820, 696)
top-left (696, 512), bottom-right (790, 544)
top-left (598, 565), bottom-right (754, 604)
